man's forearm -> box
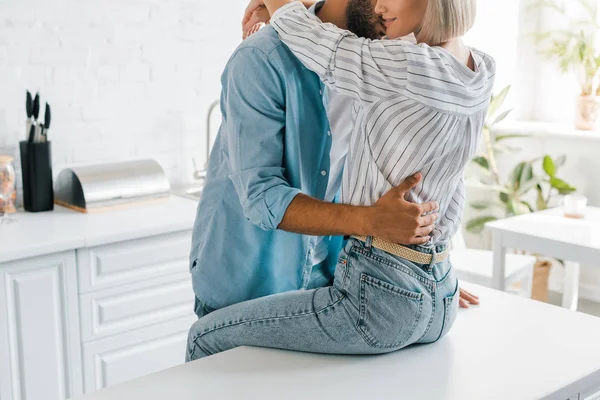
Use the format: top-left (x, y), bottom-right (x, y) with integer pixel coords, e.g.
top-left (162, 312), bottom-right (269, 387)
top-left (278, 194), bottom-right (373, 237)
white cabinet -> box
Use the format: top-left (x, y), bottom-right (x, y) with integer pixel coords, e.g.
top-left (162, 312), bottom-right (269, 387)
top-left (0, 251), bottom-right (82, 400)
top-left (77, 231), bottom-right (193, 294)
top-left (82, 316), bottom-right (195, 392)
top-left (79, 272), bottom-right (193, 342)
top-left (77, 232), bottom-right (196, 393)
top-left (0, 229), bottom-right (196, 399)
top-left (583, 384), bottom-right (600, 400)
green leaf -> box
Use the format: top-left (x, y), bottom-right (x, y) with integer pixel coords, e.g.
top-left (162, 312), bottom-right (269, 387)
top-left (520, 162), bottom-right (534, 189)
top-left (499, 192), bottom-right (510, 204)
top-left (492, 143), bottom-right (522, 154)
top-left (493, 109), bottom-right (512, 125)
top-left (466, 179), bottom-right (511, 194)
top-left (466, 216), bottom-right (499, 234)
top-left (487, 86), bottom-right (510, 120)
top-left (507, 200), bottom-right (530, 216)
top-left (543, 155), bottom-right (557, 177)
top-left (472, 156), bottom-right (490, 171)
top-left (550, 177), bottom-right (577, 194)
top-left (469, 201), bottom-right (501, 210)
top-left (518, 176), bottom-right (544, 196)
top-left (522, 201), bottom-right (535, 213)
top-left (495, 133), bottom-right (531, 142)
top-left (536, 184), bottom-right (548, 211)
top-left (511, 162), bottom-right (533, 191)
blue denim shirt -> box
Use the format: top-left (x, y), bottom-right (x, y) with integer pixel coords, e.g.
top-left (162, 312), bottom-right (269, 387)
top-left (189, 27), bottom-right (344, 310)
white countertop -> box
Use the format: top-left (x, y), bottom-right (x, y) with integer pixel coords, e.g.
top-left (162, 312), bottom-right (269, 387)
top-left (75, 284), bottom-right (600, 400)
top-left (0, 195), bottom-right (199, 264)
top-left (487, 206), bottom-right (600, 250)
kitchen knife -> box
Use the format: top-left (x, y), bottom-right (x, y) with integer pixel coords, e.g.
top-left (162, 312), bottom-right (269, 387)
top-left (26, 91), bottom-right (33, 141)
top-left (27, 123), bottom-right (36, 143)
top-left (26, 91), bottom-right (33, 119)
top-left (32, 92), bottom-right (40, 122)
top-left (43, 103), bottom-right (51, 141)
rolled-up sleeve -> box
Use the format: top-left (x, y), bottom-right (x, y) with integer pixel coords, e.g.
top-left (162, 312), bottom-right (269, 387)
top-left (223, 46), bottom-right (301, 231)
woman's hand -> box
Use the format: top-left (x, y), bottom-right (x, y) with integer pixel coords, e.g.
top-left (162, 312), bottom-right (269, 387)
top-left (243, 6), bottom-right (270, 39)
top-left (242, 0), bottom-right (319, 39)
top-left (242, 0), bottom-right (268, 39)
top-left (458, 288), bottom-right (479, 308)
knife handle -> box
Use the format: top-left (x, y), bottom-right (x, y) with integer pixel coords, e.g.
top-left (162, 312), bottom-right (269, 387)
top-left (27, 124), bottom-right (36, 143)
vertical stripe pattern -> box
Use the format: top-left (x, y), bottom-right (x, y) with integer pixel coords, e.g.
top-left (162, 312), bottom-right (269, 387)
top-left (272, 2), bottom-right (496, 244)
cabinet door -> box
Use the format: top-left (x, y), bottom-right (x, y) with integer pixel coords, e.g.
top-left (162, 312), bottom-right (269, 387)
top-left (0, 252), bottom-right (82, 400)
top-left (82, 315), bottom-right (195, 393)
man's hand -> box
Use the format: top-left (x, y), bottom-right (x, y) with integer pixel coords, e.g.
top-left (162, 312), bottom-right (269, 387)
top-left (364, 173), bottom-right (438, 245)
top-left (459, 288), bottom-right (479, 308)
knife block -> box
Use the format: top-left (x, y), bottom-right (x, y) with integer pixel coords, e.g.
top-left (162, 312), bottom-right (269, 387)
top-left (19, 141), bottom-right (54, 212)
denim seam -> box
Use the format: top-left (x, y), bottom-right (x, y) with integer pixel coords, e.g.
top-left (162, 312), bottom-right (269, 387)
top-left (435, 281), bottom-right (459, 342)
top-left (361, 274), bottom-right (424, 301)
top-left (437, 264), bottom-right (455, 285)
top-left (357, 275), bottom-right (424, 349)
top-left (189, 338), bottom-right (213, 360)
top-left (192, 295), bottom-right (346, 344)
top-left (437, 297), bottom-right (452, 341)
top-left (418, 286), bottom-right (436, 342)
top-left (351, 247), bottom-right (435, 288)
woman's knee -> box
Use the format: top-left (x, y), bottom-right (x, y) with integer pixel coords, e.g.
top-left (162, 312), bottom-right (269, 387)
top-left (186, 319), bottom-right (213, 361)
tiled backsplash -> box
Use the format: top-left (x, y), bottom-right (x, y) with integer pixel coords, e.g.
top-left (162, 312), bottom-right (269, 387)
top-left (0, 0), bottom-right (246, 186)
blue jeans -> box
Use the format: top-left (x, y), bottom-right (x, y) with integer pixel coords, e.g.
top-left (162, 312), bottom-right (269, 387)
top-left (186, 238), bottom-right (459, 361)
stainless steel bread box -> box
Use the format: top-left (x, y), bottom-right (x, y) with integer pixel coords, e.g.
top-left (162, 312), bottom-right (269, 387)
top-left (54, 159), bottom-right (170, 212)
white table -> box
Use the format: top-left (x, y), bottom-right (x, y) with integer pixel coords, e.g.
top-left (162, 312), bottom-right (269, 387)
top-left (486, 207), bottom-right (600, 310)
top-left (74, 284), bottom-right (600, 400)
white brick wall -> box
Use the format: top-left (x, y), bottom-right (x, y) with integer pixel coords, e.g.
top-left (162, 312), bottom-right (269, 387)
top-left (0, 0), bottom-right (249, 185)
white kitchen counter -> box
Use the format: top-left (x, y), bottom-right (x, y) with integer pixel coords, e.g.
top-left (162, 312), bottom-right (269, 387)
top-left (0, 195), bottom-right (198, 264)
top-left (75, 284), bottom-right (600, 400)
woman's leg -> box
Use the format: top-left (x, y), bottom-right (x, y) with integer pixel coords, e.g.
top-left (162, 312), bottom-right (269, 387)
top-left (186, 285), bottom-right (371, 361)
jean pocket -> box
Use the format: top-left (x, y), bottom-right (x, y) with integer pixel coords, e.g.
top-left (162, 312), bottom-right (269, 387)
top-left (437, 282), bottom-right (459, 341)
top-left (358, 273), bottom-right (424, 349)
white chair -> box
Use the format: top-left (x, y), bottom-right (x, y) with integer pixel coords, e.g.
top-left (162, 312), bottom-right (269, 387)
top-left (450, 228), bottom-right (535, 297)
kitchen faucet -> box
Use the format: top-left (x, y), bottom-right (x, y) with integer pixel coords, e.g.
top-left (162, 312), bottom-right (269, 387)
top-left (192, 99), bottom-right (220, 184)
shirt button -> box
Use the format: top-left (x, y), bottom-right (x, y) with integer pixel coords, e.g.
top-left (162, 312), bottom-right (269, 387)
top-left (321, 170), bottom-right (327, 176)
top-left (327, 130), bottom-right (331, 136)
top-left (308, 249), bottom-right (314, 255)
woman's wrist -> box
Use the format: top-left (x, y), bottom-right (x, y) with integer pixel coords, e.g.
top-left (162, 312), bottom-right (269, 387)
top-left (263, 0), bottom-right (294, 18)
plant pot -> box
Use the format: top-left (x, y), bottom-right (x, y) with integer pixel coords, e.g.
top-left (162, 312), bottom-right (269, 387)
top-left (531, 260), bottom-right (552, 302)
top-left (575, 95), bottom-right (600, 130)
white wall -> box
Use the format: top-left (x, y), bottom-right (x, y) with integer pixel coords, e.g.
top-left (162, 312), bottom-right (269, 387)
top-left (0, 0), bottom-right (249, 184)
top-left (463, 0), bottom-right (521, 105)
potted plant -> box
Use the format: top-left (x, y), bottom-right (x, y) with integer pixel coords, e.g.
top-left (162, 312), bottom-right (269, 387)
top-left (466, 85), bottom-right (577, 300)
top-left (535, 0), bottom-right (600, 130)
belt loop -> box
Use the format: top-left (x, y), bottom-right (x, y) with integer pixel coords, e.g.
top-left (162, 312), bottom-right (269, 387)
top-left (365, 236), bottom-right (373, 251)
top-left (427, 246), bottom-right (437, 271)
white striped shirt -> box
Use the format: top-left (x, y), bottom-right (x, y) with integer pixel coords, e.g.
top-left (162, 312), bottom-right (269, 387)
top-left (271, 2), bottom-right (496, 245)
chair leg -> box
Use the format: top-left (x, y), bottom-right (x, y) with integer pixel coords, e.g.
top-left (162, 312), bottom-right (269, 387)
top-left (522, 264), bottom-right (534, 299)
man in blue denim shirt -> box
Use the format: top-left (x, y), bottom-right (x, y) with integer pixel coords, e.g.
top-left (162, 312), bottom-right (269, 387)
top-left (189, 0), bottom-right (448, 318)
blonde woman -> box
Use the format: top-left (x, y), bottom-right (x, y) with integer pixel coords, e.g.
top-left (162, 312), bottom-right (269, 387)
top-left (187, 0), bottom-right (495, 360)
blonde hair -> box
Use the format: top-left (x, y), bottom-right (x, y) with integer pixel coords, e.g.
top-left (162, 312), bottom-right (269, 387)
top-left (416, 0), bottom-right (477, 46)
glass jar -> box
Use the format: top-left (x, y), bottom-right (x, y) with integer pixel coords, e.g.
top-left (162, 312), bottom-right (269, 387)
top-left (0, 155), bottom-right (17, 223)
